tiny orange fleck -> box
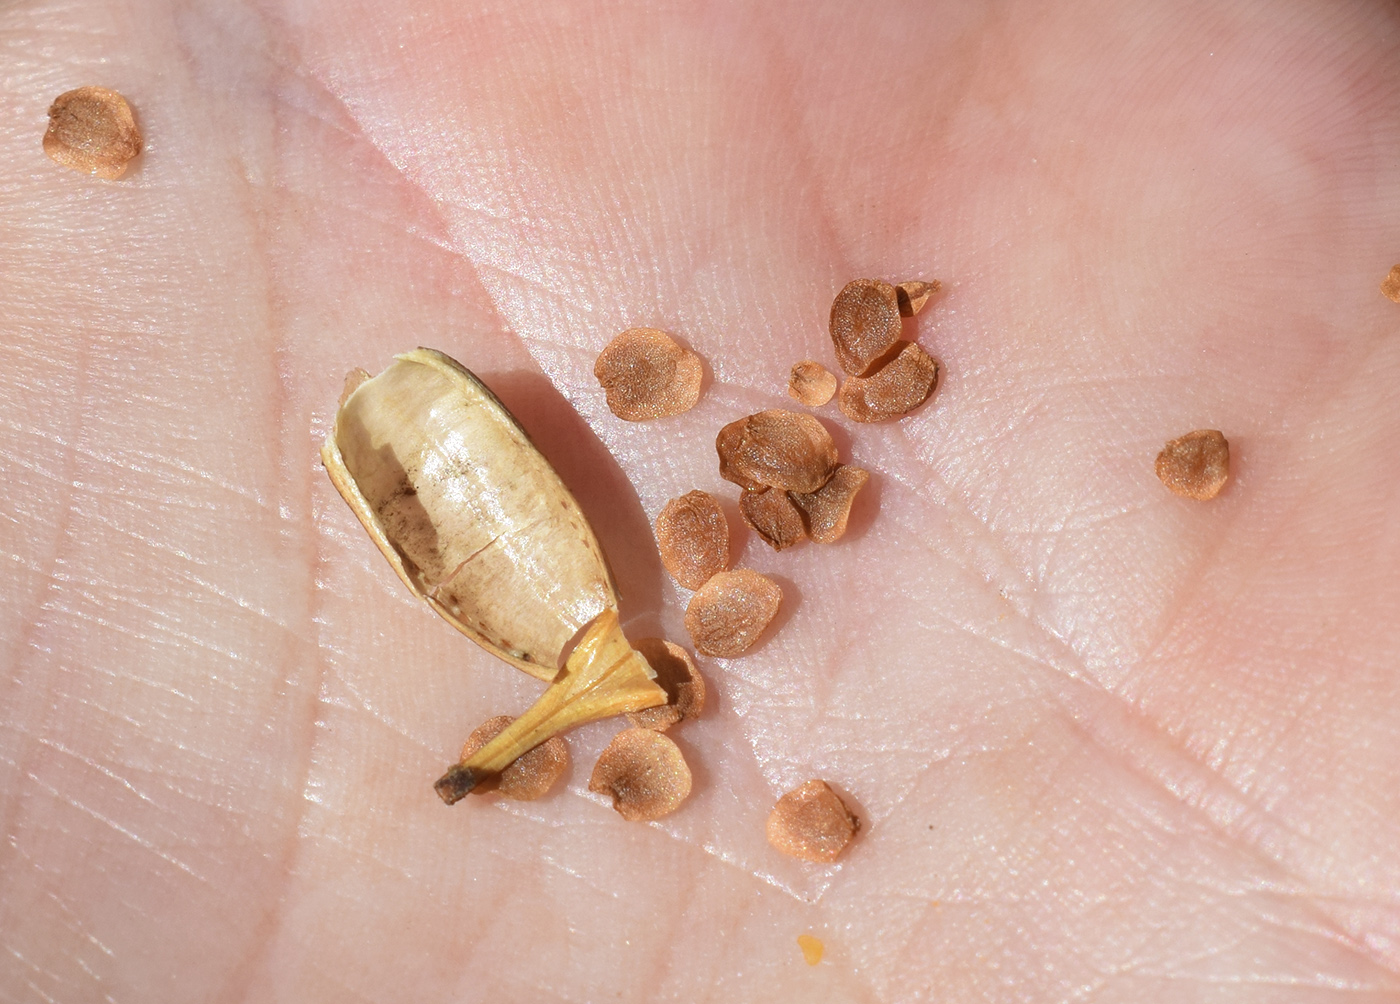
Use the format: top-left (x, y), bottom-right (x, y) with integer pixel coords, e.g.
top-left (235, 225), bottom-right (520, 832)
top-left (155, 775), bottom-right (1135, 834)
top-left (797, 934), bottom-right (824, 966)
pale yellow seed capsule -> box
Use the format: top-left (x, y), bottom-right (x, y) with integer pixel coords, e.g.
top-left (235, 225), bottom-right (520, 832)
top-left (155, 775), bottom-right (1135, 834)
top-left (321, 349), bottom-right (666, 804)
top-left (43, 86), bottom-right (142, 179)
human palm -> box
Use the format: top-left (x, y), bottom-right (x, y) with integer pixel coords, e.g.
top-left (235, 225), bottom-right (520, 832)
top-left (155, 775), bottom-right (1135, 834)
top-left (3, 1), bottom-right (1399, 1001)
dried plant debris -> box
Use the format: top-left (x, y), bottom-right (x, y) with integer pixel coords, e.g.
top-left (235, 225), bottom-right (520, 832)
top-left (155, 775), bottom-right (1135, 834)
top-left (594, 327), bottom-right (703, 421)
top-left (797, 935), bottom-right (824, 966)
top-left (766, 780), bottom-right (859, 863)
top-left (1383, 265), bottom-right (1400, 303)
top-left (43, 86), bottom-right (142, 179)
top-left (655, 490), bottom-right (729, 589)
top-left (684, 569), bottom-right (782, 657)
top-left (740, 487), bottom-right (807, 551)
top-left (830, 279), bottom-right (903, 375)
top-left (896, 280), bottom-right (940, 317)
top-left (716, 409), bottom-right (839, 493)
top-left (1155, 429), bottom-right (1230, 500)
top-left (789, 465), bottom-right (869, 543)
top-left (837, 341), bottom-right (940, 423)
top-left (626, 638), bottom-right (705, 732)
top-left (459, 716), bottom-right (569, 801)
top-left (589, 728), bottom-right (692, 820)
top-left (788, 360), bottom-right (837, 407)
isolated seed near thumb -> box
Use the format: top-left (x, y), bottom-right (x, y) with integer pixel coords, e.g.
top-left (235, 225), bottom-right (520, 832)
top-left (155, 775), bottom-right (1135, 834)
top-left (1155, 429), bottom-right (1230, 500)
top-left (594, 327), bottom-right (703, 420)
top-left (589, 728), bottom-right (692, 821)
top-left (43, 86), bottom-right (142, 179)
top-left (766, 780), bottom-right (859, 863)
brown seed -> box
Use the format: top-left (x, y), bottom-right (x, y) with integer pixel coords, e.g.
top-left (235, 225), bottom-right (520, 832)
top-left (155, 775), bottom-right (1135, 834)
top-left (837, 341), bottom-right (940, 423)
top-left (626, 638), bottom-right (705, 731)
top-left (1155, 429), bottom-right (1230, 500)
top-left (655, 490), bottom-right (729, 589)
top-left (896, 280), bottom-right (940, 317)
top-left (459, 715), bottom-right (570, 801)
top-left (43, 87), bottom-right (142, 180)
top-left (766, 779), bottom-right (859, 863)
top-left (789, 465), bottom-right (870, 544)
top-left (589, 728), bottom-right (692, 821)
top-left (1382, 265), bottom-right (1400, 303)
top-left (594, 328), bottom-right (703, 421)
top-left (830, 279), bottom-right (902, 375)
top-left (740, 488), bottom-right (807, 551)
top-left (684, 569), bottom-right (782, 657)
top-left (715, 410), bottom-right (839, 493)
top-left (787, 360), bottom-right (837, 407)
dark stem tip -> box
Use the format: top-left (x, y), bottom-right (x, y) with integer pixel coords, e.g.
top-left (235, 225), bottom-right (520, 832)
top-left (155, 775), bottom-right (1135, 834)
top-left (434, 763), bottom-right (481, 805)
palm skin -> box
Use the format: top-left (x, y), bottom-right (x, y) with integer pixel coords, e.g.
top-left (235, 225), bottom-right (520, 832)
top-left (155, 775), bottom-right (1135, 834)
top-left (2, 0), bottom-right (1399, 1001)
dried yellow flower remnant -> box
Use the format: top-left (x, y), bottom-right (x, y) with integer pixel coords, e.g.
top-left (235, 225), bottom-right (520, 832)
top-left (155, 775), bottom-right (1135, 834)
top-left (837, 341), bottom-right (940, 423)
top-left (830, 278), bottom-right (903, 375)
top-left (684, 569), bottom-right (782, 657)
top-left (788, 360), bottom-right (837, 407)
top-left (716, 410), bottom-right (839, 493)
top-left (460, 716), bottom-right (568, 800)
top-left (789, 465), bottom-right (869, 543)
top-left (594, 328), bottom-right (703, 421)
top-left (740, 488), bottom-right (806, 551)
top-left (797, 934), bottom-right (824, 966)
top-left (1155, 429), bottom-right (1230, 500)
top-left (766, 780), bottom-right (859, 863)
top-left (626, 638), bottom-right (705, 732)
top-left (896, 280), bottom-right (940, 317)
top-left (589, 728), bottom-right (692, 820)
top-left (44, 86), bottom-right (142, 179)
top-left (655, 490), bottom-right (730, 589)
top-left (1382, 265), bottom-right (1400, 303)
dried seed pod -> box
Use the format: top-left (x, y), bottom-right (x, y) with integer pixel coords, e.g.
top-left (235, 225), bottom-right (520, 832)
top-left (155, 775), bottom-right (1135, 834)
top-left (787, 360), bottom-right (837, 407)
top-left (789, 465), bottom-right (870, 543)
top-left (460, 716), bottom-right (569, 800)
top-left (594, 328), bottom-right (703, 421)
top-left (1382, 265), bottom-right (1400, 303)
top-left (322, 349), bottom-right (666, 803)
top-left (589, 728), bottom-right (692, 820)
top-left (655, 490), bottom-right (729, 589)
top-left (896, 280), bottom-right (940, 317)
top-left (739, 488), bottom-right (806, 551)
top-left (1155, 429), bottom-right (1230, 500)
top-left (684, 569), bottom-right (781, 657)
top-left (837, 342), bottom-right (940, 423)
top-left (766, 780), bottom-right (860, 863)
top-left (627, 638), bottom-right (705, 731)
top-left (43, 86), bottom-right (142, 179)
top-left (830, 279), bottom-right (902, 375)
top-left (715, 410), bottom-right (839, 493)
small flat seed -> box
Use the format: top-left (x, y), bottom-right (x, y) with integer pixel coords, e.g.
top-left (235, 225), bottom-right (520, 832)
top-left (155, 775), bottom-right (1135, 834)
top-left (1382, 265), bottom-right (1400, 303)
top-left (837, 341), bottom-right (940, 423)
top-left (740, 488), bottom-right (806, 551)
top-left (1155, 429), bottom-right (1230, 500)
top-left (627, 638), bottom-right (705, 731)
top-left (766, 779), bottom-right (859, 863)
top-left (787, 360), bottom-right (837, 407)
top-left (789, 465), bottom-right (869, 543)
top-left (896, 280), bottom-right (940, 317)
top-left (459, 715), bottom-right (569, 800)
top-left (594, 328), bottom-right (703, 421)
top-left (44, 86), bottom-right (142, 180)
top-left (655, 490), bottom-right (729, 589)
top-left (715, 409), bottom-right (839, 493)
top-left (830, 279), bottom-right (902, 375)
top-left (684, 569), bottom-right (782, 657)
top-left (589, 728), bottom-right (692, 821)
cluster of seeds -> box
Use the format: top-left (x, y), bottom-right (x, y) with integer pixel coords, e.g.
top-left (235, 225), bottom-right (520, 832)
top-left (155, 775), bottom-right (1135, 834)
top-left (825, 278), bottom-right (942, 422)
